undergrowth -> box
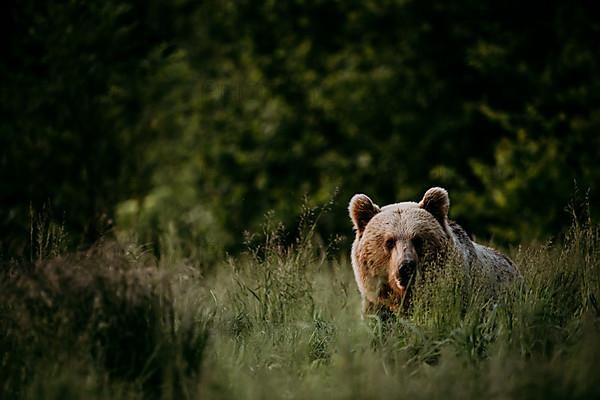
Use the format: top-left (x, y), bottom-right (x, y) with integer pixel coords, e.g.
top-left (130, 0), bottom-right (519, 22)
top-left (1, 210), bottom-right (599, 399)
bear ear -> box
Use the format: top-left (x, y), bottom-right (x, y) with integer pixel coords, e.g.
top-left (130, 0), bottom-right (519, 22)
top-left (349, 194), bottom-right (380, 234)
top-left (419, 187), bottom-right (449, 227)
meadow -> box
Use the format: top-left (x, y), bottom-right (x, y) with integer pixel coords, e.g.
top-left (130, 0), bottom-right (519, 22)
top-left (2, 211), bottom-right (599, 400)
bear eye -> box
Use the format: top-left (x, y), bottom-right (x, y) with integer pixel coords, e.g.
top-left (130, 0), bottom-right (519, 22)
top-left (412, 237), bottom-right (424, 253)
top-left (384, 238), bottom-right (396, 251)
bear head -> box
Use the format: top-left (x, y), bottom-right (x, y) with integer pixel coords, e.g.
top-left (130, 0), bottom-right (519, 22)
top-left (349, 187), bottom-right (451, 311)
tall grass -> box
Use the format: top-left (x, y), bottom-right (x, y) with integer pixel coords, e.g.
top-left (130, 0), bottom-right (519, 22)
top-left (0, 240), bottom-right (209, 399)
top-left (1, 211), bottom-right (599, 399)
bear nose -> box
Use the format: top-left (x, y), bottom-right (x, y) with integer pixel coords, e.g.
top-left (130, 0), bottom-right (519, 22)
top-left (397, 260), bottom-right (416, 287)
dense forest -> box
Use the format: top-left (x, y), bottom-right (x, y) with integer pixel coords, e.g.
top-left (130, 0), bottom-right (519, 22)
top-left (2, 0), bottom-right (599, 260)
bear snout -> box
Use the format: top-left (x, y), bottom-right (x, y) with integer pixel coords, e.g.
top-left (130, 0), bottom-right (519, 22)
top-left (396, 259), bottom-right (416, 288)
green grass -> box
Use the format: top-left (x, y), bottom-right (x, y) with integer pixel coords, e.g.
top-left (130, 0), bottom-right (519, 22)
top-left (1, 219), bottom-right (600, 399)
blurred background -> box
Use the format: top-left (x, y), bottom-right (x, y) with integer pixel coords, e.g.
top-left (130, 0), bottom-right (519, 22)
top-left (2, 0), bottom-right (599, 261)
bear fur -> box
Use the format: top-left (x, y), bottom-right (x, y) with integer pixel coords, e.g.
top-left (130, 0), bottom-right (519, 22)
top-left (349, 187), bottom-right (518, 316)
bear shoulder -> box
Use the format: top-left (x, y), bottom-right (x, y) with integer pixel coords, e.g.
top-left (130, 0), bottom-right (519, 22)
top-left (447, 220), bottom-right (478, 265)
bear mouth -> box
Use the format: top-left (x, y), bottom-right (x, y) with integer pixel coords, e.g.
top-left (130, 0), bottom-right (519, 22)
top-left (378, 278), bottom-right (408, 304)
top-left (394, 277), bottom-right (406, 291)
top-left (388, 278), bottom-right (407, 299)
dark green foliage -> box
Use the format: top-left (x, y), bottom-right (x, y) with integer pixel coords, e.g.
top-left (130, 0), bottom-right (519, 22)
top-left (0, 0), bottom-right (193, 255)
top-left (2, 1), bottom-right (600, 259)
top-left (152, 0), bottom-right (600, 246)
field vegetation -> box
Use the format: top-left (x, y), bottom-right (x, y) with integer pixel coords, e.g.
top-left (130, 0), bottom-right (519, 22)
top-left (2, 209), bottom-right (599, 399)
top-left (3, 1), bottom-right (600, 398)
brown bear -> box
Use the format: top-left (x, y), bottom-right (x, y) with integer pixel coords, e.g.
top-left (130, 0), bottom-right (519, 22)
top-left (349, 187), bottom-right (518, 316)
